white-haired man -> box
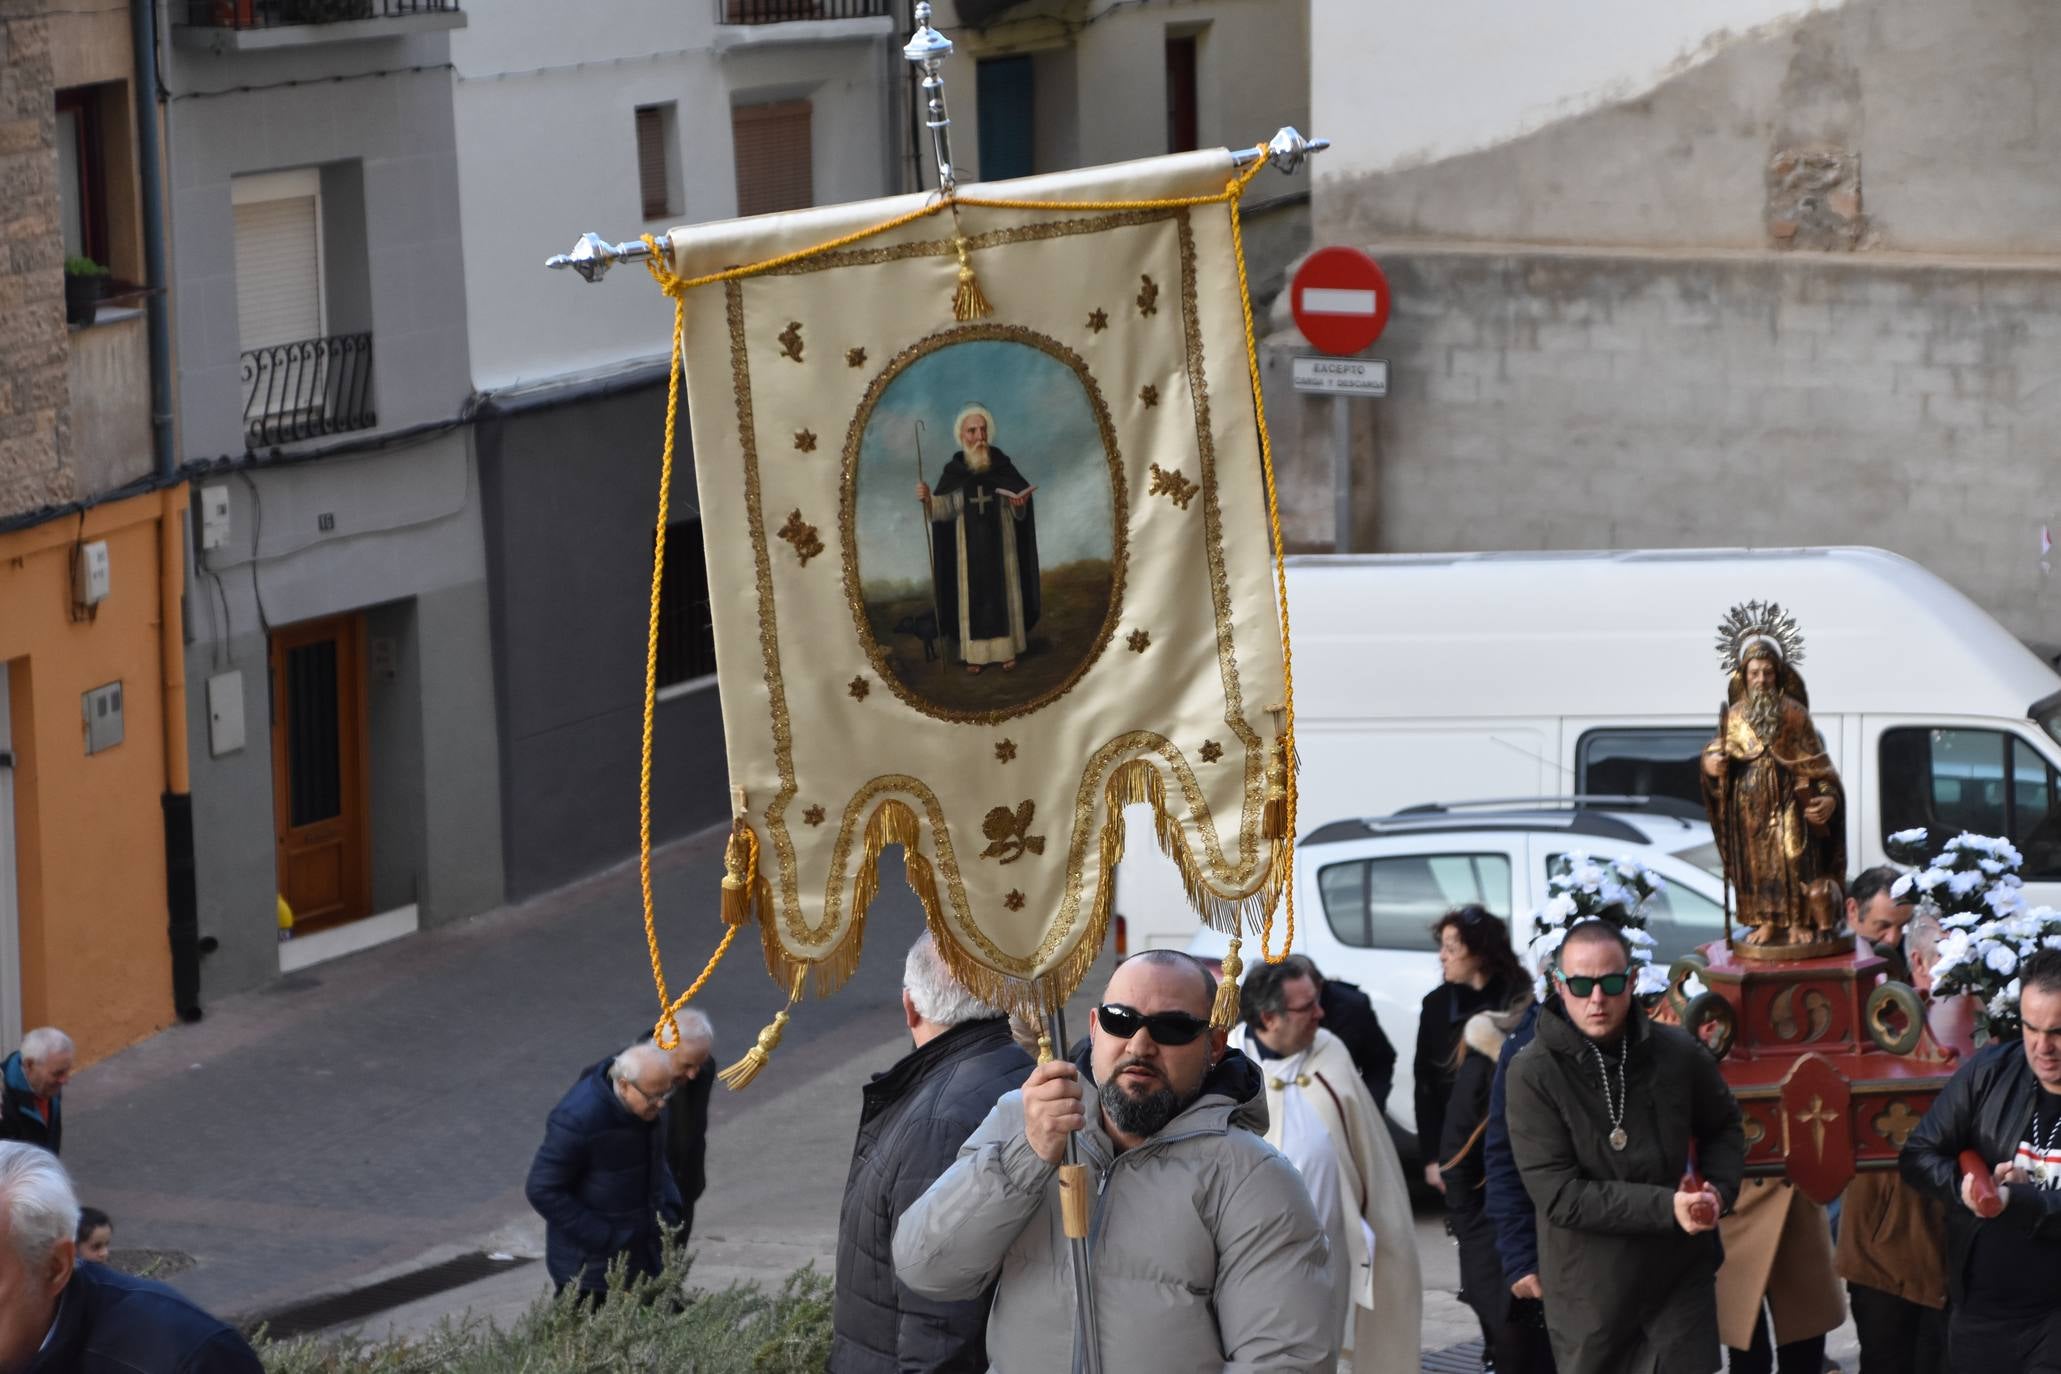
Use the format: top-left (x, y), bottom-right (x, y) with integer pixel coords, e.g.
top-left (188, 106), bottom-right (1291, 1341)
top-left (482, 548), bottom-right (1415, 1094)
top-left (1, 1029), bottom-right (73, 1155)
top-left (913, 403), bottom-right (1042, 674)
top-left (525, 1041), bottom-right (684, 1297)
top-left (0, 1142), bottom-right (260, 1371)
top-left (659, 1010), bottom-right (715, 1243)
top-left (830, 934), bottom-right (1033, 1373)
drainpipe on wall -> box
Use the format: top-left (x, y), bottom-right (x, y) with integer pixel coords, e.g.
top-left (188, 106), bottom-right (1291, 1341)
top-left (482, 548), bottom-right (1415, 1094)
top-left (134, 0), bottom-right (202, 1019)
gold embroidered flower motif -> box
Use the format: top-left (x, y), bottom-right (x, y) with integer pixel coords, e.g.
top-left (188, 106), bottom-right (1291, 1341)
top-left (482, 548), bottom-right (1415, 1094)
top-left (777, 509), bottom-right (824, 565)
top-left (793, 429), bottom-right (817, 453)
top-left (847, 675), bottom-right (870, 701)
top-left (1148, 463), bottom-right (1198, 510)
top-left (979, 800), bottom-right (1046, 866)
top-left (1136, 275), bottom-right (1159, 316)
top-left (803, 805), bottom-right (826, 827)
top-left (995, 739), bottom-right (1017, 763)
top-left (1126, 629), bottom-right (1151, 653)
top-left (1086, 308), bottom-right (1109, 333)
top-left (778, 321), bottom-right (805, 362)
top-left (846, 346), bottom-right (867, 368)
top-left (1200, 740), bottom-right (1224, 764)
top-left (1003, 889), bottom-right (1026, 912)
top-left (1138, 384), bottom-right (1160, 408)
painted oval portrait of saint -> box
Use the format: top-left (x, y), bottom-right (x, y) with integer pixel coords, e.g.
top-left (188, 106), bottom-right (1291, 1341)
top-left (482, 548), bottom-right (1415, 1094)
top-left (843, 326), bottom-right (1125, 722)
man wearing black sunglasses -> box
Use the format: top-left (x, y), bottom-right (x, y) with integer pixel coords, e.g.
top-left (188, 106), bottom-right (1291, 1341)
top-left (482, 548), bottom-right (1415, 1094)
top-left (1505, 922), bottom-right (1744, 1374)
top-left (894, 949), bottom-right (1338, 1371)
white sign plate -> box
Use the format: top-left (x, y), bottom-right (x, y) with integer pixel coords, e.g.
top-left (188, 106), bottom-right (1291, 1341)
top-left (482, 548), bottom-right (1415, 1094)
top-left (1292, 355), bottom-right (1389, 397)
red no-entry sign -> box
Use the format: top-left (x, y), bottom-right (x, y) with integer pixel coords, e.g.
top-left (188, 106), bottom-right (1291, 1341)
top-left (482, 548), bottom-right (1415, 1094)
top-left (1290, 247), bottom-right (1391, 356)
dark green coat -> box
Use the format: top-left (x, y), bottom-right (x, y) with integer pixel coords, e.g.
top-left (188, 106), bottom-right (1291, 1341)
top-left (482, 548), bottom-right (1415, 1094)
top-left (1505, 1001), bottom-right (1745, 1374)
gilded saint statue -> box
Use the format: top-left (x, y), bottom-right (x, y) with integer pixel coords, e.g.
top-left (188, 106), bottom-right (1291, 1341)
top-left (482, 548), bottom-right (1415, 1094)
top-left (1699, 602), bottom-right (1849, 952)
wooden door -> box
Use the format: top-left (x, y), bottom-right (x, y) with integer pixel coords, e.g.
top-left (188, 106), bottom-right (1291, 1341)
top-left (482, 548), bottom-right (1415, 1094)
top-left (270, 615), bottom-right (369, 931)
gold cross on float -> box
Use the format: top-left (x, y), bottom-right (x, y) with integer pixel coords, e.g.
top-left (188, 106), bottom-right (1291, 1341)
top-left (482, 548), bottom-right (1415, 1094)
top-left (1872, 1100), bottom-right (1922, 1149)
top-left (1795, 1094), bottom-right (1839, 1160)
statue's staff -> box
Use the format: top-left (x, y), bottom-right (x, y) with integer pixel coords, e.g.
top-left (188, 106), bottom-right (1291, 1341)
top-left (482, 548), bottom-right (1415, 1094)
top-left (915, 420), bottom-right (944, 674)
top-left (1713, 699), bottom-right (1734, 951)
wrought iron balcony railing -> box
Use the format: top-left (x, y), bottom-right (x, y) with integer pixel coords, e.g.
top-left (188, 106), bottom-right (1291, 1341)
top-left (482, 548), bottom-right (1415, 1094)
top-left (717, 0), bottom-right (893, 23)
top-left (242, 333), bottom-right (376, 448)
top-left (184, 0), bottom-right (457, 30)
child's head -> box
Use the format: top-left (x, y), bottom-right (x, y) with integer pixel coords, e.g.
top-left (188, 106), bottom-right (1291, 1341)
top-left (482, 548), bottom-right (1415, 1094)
top-left (76, 1206), bottom-right (112, 1263)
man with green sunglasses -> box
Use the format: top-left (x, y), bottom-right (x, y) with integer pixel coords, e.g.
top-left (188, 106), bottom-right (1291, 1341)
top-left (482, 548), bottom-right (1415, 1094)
top-left (1505, 922), bottom-right (1745, 1374)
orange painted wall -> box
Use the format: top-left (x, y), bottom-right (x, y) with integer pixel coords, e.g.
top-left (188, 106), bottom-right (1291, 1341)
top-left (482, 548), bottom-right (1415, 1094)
top-left (0, 490), bottom-right (177, 1063)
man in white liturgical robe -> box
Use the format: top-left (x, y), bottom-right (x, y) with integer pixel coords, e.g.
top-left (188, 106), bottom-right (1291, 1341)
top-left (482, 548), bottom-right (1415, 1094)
top-left (1231, 958), bottom-right (1422, 1374)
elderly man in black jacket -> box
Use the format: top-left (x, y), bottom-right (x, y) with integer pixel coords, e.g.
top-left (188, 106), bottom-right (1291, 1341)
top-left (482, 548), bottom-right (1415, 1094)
top-left (1901, 947), bottom-right (2061, 1371)
top-left (526, 1041), bottom-right (683, 1297)
top-left (0, 1143), bottom-right (261, 1373)
top-left (1505, 921), bottom-right (1743, 1374)
top-left (829, 934), bottom-right (1032, 1373)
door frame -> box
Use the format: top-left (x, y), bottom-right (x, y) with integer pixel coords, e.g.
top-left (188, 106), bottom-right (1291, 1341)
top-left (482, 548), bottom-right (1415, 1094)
top-left (269, 614), bottom-right (370, 933)
top-left (0, 665), bottom-right (20, 1051)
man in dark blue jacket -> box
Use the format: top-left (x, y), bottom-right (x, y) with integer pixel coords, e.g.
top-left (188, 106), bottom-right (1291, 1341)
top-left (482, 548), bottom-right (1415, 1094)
top-left (0, 1028), bottom-right (72, 1155)
top-left (829, 934), bottom-right (1032, 1373)
top-left (526, 1041), bottom-right (684, 1297)
top-left (0, 1142), bottom-right (260, 1373)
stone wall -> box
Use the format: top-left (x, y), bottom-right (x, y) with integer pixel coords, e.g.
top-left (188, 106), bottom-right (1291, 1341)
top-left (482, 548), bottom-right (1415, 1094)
top-left (0, 3), bottom-right (73, 520)
top-left (1261, 245), bottom-right (2061, 658)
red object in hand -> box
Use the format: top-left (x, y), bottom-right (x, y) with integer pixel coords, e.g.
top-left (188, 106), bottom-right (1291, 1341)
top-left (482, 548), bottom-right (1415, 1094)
top-left (1960, 1149), bottom-right (2003, 1218)
top-left (1683, 1146), bottom-right (1718, 1227)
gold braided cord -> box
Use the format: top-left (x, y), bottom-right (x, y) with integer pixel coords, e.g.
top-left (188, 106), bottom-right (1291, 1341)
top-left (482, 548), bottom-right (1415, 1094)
top-left (1226, 185), bottom-right (1297, 965)
top-left (632, 148), bottom-right (1299, 1033)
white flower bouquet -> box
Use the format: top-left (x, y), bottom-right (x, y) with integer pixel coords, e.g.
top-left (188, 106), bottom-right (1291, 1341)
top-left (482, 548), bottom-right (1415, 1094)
top-left (1526, 851), bottom-right (1676, 1000)
top-left (1887, 827), bottom-right (2061, 1039)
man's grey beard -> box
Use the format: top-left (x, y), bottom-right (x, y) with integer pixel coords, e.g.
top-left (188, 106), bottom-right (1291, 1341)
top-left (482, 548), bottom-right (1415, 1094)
top-left (965, 444), bottom-right (992, 472)
top-left (1743, 686), bottom-right (1781, 740)
top-left (1099, 1060), bottom-right (1202, 1138)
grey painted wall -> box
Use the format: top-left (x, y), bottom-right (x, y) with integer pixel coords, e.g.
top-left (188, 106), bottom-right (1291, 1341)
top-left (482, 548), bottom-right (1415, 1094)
top-left (185, 433), bottom-right (504, 998)
top-left (477, 383), bottom-right (730, 902)
top-left (1259, 247), bottom-right (2061, 657)
top-left (164, 23), bottom-right (469, 461)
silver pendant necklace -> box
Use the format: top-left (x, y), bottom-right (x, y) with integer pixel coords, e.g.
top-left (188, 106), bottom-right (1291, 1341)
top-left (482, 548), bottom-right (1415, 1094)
top-left (1589, 1041), bottom-right (1628, 1152)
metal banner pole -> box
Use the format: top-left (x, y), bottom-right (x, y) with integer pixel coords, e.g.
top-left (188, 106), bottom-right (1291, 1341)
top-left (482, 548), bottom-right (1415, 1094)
top-left (1044, 1004), bottom-right (1103, 1374)
top-left (1332, 395), bottom-right (1352, 553)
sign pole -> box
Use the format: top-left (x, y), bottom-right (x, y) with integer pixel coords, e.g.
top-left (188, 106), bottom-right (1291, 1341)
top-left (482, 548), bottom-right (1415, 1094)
top-left (1333, 393), bottom-right (1352, 553)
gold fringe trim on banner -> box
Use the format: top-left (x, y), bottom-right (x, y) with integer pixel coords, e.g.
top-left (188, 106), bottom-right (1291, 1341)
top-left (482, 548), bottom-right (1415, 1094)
top-left (718, 965), bottom-right (807, 1092)
top-left (767, 759), bottom-right (1290, 1027)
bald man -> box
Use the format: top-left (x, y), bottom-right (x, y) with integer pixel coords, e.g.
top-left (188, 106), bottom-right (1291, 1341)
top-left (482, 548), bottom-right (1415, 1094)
top-left (894, 951), bottom-right (1337, 1371)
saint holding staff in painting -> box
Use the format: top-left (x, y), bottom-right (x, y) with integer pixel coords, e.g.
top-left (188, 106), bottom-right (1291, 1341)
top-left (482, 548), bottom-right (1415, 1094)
top-left (915, 404), bottom-right (1043, 674)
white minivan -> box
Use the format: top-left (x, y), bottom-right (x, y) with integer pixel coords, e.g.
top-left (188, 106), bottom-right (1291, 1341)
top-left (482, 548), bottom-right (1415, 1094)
top-left (1120, 546), bottom-right (2061, 976)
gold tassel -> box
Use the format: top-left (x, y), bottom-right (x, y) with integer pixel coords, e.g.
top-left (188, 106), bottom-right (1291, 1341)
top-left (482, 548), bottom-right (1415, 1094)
top-left (950, 207), bottom-right (991, 321)
top-left (718, 967), bottom-right (806, 1092)
top-left (720, 819), bottom-right (758, 927)
top-left (1210, 935), bottom-right (1245, 1031)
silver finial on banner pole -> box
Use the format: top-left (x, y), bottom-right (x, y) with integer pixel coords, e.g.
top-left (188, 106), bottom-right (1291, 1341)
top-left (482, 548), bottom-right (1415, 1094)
top-left (904, 2), bottom-right (957, 194)
top-left (1230, 127), bottom-right (1331, 175)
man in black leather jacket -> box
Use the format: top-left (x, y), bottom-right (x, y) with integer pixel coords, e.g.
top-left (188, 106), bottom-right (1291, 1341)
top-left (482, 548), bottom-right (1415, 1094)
top-left (1901, 947), bottom-right (2061, 1372)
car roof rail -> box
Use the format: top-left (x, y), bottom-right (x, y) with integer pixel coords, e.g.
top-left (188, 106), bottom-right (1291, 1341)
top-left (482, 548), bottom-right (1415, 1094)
top-left (1391, 794), bottom-right (1705, 821)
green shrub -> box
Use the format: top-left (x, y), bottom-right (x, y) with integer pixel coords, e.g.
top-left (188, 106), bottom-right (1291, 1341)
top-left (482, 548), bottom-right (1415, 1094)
top-left (64, 256), bottom-right (108, 278)
top-left (254, 1242), bottom-right (833, 1374)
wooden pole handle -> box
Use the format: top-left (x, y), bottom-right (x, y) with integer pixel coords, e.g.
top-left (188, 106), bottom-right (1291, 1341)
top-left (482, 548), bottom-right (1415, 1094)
top-left (1059, 1162), bottom-right (1092, 1239)
top-left (1960, 1149), bottom-right (2003, 1218)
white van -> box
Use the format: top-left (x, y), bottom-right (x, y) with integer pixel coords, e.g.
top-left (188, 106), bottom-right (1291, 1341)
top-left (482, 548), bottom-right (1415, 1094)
top-left (1116, 546), bottom-right (2061, 955)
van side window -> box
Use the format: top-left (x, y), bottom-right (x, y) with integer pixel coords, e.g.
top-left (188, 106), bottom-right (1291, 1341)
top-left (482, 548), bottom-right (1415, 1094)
top-left (1880, 727), bottom-right (2061, 880)
top-left (1317, 854), bottom-right (1512, 950)
top-left (1575, 728), bottom-right (1712, 809)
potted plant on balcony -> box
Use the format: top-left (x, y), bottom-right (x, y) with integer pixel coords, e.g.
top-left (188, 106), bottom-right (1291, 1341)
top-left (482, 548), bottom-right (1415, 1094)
top-left (281, 0), bottom-right (373, 21)
top-left (63, 255), bottom-right (108, 327)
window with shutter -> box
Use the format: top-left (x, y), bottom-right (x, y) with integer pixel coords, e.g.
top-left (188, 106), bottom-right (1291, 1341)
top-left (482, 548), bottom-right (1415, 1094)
top-left (232, 170), bottom-right (324, 351)
top-left (732, 100), bottom-right (814, 218)
top-left (636, 103), bottom-right (679, 221)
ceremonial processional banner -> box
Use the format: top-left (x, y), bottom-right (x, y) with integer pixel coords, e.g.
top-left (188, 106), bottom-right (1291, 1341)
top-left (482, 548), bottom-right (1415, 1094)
top-left (638, 150), bottom-right (1296, 1062)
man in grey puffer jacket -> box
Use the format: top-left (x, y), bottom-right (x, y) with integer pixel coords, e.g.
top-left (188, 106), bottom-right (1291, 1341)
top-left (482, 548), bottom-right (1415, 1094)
top-left (894, 950), bottom-right (1339, 1372)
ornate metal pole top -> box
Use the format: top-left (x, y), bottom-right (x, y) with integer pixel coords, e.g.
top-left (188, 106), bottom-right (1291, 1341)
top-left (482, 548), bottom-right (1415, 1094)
top-left (904, 2), bottom-right (957, 194)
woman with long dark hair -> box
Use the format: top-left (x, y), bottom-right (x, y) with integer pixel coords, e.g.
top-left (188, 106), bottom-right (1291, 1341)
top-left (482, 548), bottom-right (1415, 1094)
top-left (1414, 905), bottom-right (1526, 1192)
